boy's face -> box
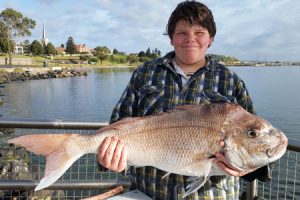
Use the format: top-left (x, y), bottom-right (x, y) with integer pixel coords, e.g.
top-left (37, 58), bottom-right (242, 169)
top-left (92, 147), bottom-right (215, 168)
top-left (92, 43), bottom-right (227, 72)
top-left (171, 20), bottom-right (214, 67)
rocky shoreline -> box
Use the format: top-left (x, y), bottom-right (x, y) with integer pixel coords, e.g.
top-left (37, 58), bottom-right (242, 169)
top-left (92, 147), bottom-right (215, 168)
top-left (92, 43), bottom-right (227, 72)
top-left (0, 68), bottom-right (88, 84)
top-left (0, 67), bottom-right (88, 107)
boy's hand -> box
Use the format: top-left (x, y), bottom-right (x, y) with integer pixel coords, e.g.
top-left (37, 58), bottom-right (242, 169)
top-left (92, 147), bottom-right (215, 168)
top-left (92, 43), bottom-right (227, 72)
top-left (98, 136), bottom-right (127, 172)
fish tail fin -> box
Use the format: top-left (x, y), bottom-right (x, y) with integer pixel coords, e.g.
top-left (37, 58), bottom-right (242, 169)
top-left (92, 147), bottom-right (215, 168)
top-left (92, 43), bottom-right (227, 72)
top-left (8, 134), bottom-right (84, 191)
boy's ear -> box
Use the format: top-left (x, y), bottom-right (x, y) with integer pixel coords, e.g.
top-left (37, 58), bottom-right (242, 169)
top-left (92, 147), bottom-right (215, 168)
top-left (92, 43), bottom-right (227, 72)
top-left (208, 37), bottom-right (214, 48)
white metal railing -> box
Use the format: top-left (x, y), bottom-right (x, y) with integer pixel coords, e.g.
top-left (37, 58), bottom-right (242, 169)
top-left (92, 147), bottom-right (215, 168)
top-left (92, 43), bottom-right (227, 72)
top-left (0, 120), bottom-right (299, 200)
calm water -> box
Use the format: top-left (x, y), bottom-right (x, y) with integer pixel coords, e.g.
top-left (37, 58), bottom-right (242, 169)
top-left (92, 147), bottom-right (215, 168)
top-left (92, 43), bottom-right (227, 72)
top-left (0, 66), bottom-right (299, 140)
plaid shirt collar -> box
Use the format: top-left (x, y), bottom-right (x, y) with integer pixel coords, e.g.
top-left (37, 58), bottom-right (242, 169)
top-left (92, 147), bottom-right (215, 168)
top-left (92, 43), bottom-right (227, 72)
top-left (161, 51), bottom-right (220, 73)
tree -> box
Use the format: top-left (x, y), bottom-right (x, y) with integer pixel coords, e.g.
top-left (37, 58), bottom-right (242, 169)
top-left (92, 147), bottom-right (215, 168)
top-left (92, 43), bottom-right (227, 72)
top-left (94, 46), bottom-right (111, 64)
top-left (153, 48), bottom-right (161, 57)
top-left (65, 37), bottom-right (77, 55)
top-left (146, 47), bottom-right (151, 57)
top-left (0, 37), bottom-right (14, 53)
top-left (0, 20), bottom-right (14, 53)
top-left (108, 54), bottom-right (117, 63)
top-left (113, 48), bottom-right (119, 54)
top-left (139, 56), bottom-right (152, 63)
top-left (0, 8), bottom-right (36, 53)
top-left (138, 51), bottom-right (145, 57)
top-left (127, 53), bottom-right (138, 65)
top-left (157, 50), bottom-right (161, 57)
top-left (30, 40), bottom-right (44, 55)
top-left (44, 42), bottom-right (56, 55)
top-left (0, 21), bottom-right (8, 38)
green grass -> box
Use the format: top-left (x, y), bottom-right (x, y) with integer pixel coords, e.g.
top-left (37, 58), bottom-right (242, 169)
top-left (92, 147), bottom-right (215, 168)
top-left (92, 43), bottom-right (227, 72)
top-left (13, 68), bottom-right (25, 73)
top-left (0, 54), bottom-right (140, 67)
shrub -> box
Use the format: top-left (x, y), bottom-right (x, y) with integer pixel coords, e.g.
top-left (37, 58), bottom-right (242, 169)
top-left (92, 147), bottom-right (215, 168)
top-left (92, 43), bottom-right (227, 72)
top-left (88, 57), bottom-right (99, 64)
top-left (13, 68), bottom-right (24, 73)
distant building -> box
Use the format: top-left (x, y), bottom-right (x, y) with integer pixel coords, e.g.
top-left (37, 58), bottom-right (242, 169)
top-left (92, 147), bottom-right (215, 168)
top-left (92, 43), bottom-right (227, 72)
top-left (76, 44), bottom-right (91, 53)
top-left (41, 24), bottom-right (49, 46)
top-left (56, 47), bottom-right (66, 54)
top-left (14, 44), bottom-right (24, 54)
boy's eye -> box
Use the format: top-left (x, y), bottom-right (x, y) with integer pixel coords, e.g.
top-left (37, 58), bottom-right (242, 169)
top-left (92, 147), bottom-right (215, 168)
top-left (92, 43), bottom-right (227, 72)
top-left (196, 31), bottom-right (205, 34)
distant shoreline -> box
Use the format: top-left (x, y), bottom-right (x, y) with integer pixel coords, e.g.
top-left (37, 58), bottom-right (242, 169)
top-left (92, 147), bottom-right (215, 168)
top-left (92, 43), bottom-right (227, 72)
top-left (1, 62), bottom-right (299, 70)
top-left (0, 63), bottom-right (299, 76)
top-left (0, 65), bottom-right (137, 73)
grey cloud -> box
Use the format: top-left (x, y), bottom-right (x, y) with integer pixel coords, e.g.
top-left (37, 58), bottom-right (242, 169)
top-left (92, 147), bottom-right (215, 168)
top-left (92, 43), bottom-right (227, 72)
top-left (1, 0), bottom-right (299, 61)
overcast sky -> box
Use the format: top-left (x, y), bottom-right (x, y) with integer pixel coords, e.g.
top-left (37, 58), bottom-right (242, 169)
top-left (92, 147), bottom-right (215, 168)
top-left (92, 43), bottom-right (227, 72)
top-left (0, 0), bottom-right (299, 61)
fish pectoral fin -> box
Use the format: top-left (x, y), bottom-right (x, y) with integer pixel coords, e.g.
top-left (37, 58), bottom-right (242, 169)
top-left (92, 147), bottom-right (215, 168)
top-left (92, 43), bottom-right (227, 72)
top-left (179, 159), bottom-right (214, 197)
top-left (183, 176), bottom-right (210, 197)
top-left (161, 172), bottom-right (171, 179)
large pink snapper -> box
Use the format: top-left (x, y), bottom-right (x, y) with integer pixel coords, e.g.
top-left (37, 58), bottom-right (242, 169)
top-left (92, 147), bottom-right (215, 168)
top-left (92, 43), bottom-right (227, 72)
top-left (8, 103), bottom-right (288, 196)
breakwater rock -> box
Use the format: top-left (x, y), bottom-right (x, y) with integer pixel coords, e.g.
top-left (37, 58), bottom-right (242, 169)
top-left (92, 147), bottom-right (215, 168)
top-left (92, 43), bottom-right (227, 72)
top-left (0, 128), bottom-right (30, 181)
top-left (0, 68), bottom-right (88, 84)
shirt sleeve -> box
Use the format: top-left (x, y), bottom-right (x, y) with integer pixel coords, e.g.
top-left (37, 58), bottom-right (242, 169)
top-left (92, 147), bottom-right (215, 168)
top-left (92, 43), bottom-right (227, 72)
top-left (110, 69), bottom-right (139, 123)
top-left (234, 77), bottom-right (256, 114)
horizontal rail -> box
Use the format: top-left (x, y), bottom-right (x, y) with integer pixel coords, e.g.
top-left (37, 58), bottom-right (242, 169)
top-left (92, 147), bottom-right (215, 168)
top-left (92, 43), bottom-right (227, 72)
top-left (0, 119), bottom-right (108, 129)
top-left (0, 180), bottom-right (131, 190)
top-left (288, 137), bottom-right (300, 152)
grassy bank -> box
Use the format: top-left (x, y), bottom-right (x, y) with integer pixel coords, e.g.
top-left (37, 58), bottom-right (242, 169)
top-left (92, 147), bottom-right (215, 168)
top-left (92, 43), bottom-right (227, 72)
top-left (0, 54), bottom-right (139, 68)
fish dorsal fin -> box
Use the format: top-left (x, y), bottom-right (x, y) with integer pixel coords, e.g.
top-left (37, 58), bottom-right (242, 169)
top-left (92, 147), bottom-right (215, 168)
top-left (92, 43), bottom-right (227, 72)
top-left (132, 105), bottom-right (200, 120)
top-left (144, 105), bottom-right (201, 118)
top-left (98, 117), bottom-right (142, 132)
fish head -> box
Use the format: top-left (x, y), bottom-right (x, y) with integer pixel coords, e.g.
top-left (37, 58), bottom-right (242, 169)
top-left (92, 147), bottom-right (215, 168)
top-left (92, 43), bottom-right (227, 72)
top-left (222, 106), bottom-right (288, 173)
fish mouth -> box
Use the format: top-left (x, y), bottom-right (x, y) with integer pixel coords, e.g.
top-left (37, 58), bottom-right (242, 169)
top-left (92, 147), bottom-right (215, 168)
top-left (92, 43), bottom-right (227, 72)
top-left (266, 134), bottom-right (288, 158)
top-left (221, 156), bottom-right (256, 174)
top-left (222, 162), bottom-right (241, 172)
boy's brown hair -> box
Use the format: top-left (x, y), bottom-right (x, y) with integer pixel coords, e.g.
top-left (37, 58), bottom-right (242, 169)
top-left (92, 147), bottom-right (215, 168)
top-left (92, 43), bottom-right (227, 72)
top-left (165, 0), bottom-right (216, 39)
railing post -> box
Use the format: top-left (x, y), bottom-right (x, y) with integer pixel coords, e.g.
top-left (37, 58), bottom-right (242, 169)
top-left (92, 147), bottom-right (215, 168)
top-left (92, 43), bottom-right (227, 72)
top-left (246, 180), bottom-right (258, 200)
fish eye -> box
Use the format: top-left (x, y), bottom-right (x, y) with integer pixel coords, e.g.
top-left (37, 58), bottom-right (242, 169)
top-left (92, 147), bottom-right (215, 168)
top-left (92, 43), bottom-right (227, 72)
top-left (247, 130), bottom-right (258, 138)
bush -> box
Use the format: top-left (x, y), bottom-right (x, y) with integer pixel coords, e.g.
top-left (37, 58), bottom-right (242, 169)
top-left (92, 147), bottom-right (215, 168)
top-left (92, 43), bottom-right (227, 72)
top-left (13, 68), bottom-right (24, 73)
top-left (80, 55), bottom-right (90, 61)
top-left (88, 57), bottom-right (99, 64)
top-left (139, 56), bottom-right (152, 63)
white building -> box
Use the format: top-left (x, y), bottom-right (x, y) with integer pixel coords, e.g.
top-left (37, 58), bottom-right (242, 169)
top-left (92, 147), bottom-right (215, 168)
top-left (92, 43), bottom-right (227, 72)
top-left (14, 44), bottom-right (24, 54)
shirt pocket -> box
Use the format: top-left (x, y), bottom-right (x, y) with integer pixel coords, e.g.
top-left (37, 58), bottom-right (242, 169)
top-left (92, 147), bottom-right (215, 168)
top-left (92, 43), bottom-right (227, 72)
top-left (138, 84), bottom-right (165, 116)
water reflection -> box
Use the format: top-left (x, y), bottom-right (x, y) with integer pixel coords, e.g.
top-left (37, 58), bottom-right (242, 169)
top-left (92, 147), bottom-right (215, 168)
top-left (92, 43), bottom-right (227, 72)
top-left (0, 68), bottom-right (133, 122)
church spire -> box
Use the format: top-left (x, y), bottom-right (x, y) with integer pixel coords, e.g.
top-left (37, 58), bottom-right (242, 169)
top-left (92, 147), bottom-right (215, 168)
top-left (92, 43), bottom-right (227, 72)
top-left (43, 24), bottom-right (46, 39)
top-left (41, 23), bottom-right (49, 46)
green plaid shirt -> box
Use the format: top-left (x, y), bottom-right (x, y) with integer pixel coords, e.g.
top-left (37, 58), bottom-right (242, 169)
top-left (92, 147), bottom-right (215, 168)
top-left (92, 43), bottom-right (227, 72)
top-left (110, 51), bottom-right (255, 200)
